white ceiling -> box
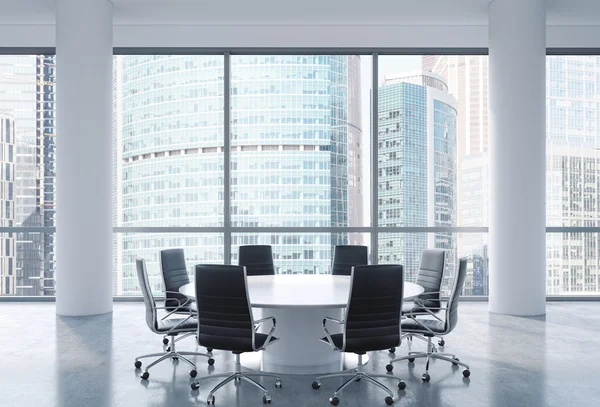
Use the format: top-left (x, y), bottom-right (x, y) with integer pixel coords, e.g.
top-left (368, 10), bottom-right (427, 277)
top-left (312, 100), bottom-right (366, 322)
top-left (0, 0), bottom-right (599, 25)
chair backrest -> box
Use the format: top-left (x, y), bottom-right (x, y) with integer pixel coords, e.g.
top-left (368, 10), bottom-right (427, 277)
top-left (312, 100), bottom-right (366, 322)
top-left (194, 265), bottom-right (254, 351)
top-left (445, 257), bottom-right (468, 333)
top-left (344, 265), bottom-right (404, 352)
top-left (415, 249), bottom-right (446, 309)
top-left (332, 245), bottom-right (368, 276)
top-left (136, 258), bottom-right (158, 333)
top-left (160, 248), bottom-right (191, 310)
top-left (238, 245), bottom-right (275, 276)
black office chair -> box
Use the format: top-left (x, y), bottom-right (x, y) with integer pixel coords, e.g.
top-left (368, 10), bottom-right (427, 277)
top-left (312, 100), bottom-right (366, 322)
top-left (190, 265), bottom-right (282, 405)
top-left (238, 245), bottom-right (275, 276)
top-left (160, 248), bottom-right (212, 354)
top-left (312, 265), bottom-right (406, 406)
top-left (331, 245), bottom-right (368, 276)
top-left (133, 258), bottom-right (212, 380)
top-left (389, 249), bottom-right (446, 353)
top-left (386, 257), bottom-right (471, 382)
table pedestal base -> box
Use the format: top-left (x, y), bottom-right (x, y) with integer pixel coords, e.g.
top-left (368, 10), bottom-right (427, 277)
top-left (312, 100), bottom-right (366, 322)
top-left (241, 307), bottom-right (368, 374)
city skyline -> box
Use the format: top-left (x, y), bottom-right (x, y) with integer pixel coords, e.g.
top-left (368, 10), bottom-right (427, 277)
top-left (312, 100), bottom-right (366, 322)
top-left (2, 54), bottom-right (600, 296)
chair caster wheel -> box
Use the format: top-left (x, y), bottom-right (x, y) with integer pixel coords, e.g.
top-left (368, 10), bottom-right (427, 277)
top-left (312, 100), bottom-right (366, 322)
top-left (398, 381), bottom-right (406, 390)
top-left (389, 347), bottom-right (396, 353)
top-left (452, 358), bottom-right (459, 366)
top-left (329, 396), bottom-right (340, 406)
top-left (141, 371), bottom-right (149, 380)
top-left (263, 394), bottom-right (272, 404)
top-left (356, 377), bottom-right (361, 381)
top-left (385, 396), bottom-right (394, 405)
top-left (165, 346), bottom-right (171, 352)
top-left (386, 364), bottom-right (393, 372)
top-left (134, 360), bottom-right (142, 369)
top-left (191, 382), bottom-right (199, 390)
top-left (312, 381), bottom-right (321, 389)
top-left (275, 379), bottom-right (282, 388)
top-left (208, 358), bottom-right (215, 366)
top-left (190, 369), bottom-right (197, 378)
top-left (422, 373), bottom-right (430, 382)
top-left (408, 358), bottom-right (415, 363)
top-left (438, 339), bottom-right (445, 347)
top-left (207, 395), bottom-right (215, 405)
top-left (162, 338), bottom-right (169, 345)
top-left (207, 348), bottom-right (213, 353)
top-left (463, 369), bottom-right (471, 378)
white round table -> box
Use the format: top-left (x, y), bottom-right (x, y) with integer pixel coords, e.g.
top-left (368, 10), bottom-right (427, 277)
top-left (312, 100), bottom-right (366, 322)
top-left (180, 275), bottom-right (424, 374)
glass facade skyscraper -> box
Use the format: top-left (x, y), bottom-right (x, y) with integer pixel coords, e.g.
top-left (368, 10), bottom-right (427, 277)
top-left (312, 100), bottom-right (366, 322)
top-left (377, 72), bottom-right (457, 284)
top-left (113, 55), bottom-right (363, 295)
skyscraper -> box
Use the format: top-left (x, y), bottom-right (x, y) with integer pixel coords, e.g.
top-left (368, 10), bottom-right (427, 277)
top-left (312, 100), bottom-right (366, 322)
top-left (378, 72), bottom-right (457, 284)
top-left (424, 56), bottom-right (490, 295)
top-left (0, 113), bottom-right (16, 295)
top-left (0, 55), bottom-right (55, 295)
top-left (113, 55), bottom-right (363, 294)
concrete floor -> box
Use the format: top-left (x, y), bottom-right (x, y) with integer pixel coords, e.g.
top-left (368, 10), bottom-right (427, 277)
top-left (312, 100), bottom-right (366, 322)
top-left (1, 302), bottom-right (598, 407)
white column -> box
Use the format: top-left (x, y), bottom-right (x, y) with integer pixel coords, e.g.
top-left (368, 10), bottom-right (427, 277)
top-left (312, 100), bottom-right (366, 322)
top-left (488, 0), bottom-right (546, 315)
top-left (56, 0), bottom-right (113, 316)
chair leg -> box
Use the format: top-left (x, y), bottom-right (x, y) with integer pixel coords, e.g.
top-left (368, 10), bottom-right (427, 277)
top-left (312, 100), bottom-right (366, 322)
top-left (239, 375), bottom-right (269, 393)
top-left (362, 376), bottom-right (394, 399)
top-left (332, 376), bottom-right (360, 396)
top-left (389, 352), bottom-right (427, 364)
top-left (432, 354), bottom-right (470, 369)
top-left (145, 353), bottom-right (172, 371)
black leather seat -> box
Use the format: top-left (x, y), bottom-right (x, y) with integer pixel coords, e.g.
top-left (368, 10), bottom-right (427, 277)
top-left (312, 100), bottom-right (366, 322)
top-left (387, 257), bottom-right (471, 382)
top-left (313, 265), bottom-right (406, 406)
top-left (331, 245), bottom-right (368, 276)
top-left (190, 265), bottom-right (282, 404)
top-left (238, 245), bottom-right (276, 276)
top-left (133, 258), bottom-right (211, 381)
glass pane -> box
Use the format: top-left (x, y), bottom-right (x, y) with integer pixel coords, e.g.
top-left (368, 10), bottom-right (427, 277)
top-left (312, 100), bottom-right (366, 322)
top-left (546, 56), bottom-right (600, 228)
top-left (230, 55), bottom-right (371, 227)
top-left (0, 55), bottom-right (56, 296)
top-left (0, 232), bottom-right (55, 296)
top-left (113, 56), bottom-right (225, 227)
top-left (378, 233), bottom-right (488, 296)
top-left (547, 232), bottom-right (600, 295)
top-left (113, 233), bottom-right (224, 296)
top-left (232, 233), bottom-right (371, 274)
top-left (379, 56), bottom-right (489, 228)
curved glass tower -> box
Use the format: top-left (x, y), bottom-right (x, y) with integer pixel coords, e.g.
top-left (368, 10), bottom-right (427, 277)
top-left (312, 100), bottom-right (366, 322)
top-left (378, 72), bottom-right (457, 284)
top-left (113, 55), bottom-right (362, 294)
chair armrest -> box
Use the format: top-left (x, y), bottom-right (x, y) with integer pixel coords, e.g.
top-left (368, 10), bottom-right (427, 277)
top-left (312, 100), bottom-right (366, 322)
top-left (321, 317), bottom-right (345, 351)
top-left (253, 316), bottom-right (277, 351)
top-left (160, 293), bottom-right (195, 320)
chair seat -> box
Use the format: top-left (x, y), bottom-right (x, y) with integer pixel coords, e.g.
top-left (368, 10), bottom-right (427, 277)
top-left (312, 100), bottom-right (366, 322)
top-left (322, 333), bottom-right (399, 354)
top-left (401, 318), bottom-right (446, 336)
top-left (401, 302), bottom-right (442, 316)
top-left (157, 317), bottom-right (198, 333)
top-left (198, 333), bottom-right (278, 353)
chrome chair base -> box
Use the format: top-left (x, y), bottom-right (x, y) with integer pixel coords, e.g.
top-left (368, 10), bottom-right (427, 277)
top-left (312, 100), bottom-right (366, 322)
top-left (190, 354), bottom-right (282, 405)
top-left (312, 354), bottom-right (405, 405)
top-left (135, 335), bottom-right (212, 380)
top-left (387, 336), bottom-right (470, 381)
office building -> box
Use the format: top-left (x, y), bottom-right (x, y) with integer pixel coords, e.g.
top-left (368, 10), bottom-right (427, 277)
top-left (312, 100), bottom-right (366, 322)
top-left (0, 113), bottom-right (15, 295)
top-left (113, 55), bottom-right (363, 294)
top-left (378, 72), bottom-right (457, 283)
